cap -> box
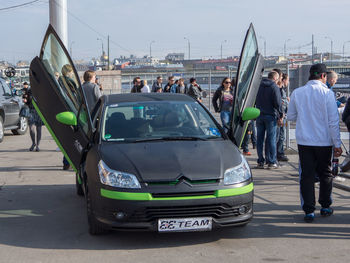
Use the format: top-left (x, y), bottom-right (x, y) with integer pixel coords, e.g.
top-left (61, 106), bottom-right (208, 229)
top-left (23, 82), bottom-right (28, 85)
top-left (309, 63), bottom-right (327, 76)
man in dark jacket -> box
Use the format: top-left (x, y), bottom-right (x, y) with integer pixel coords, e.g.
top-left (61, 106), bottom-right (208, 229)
top-left (187, 77), bottom-right (202, 102)
top-left (255, 71), bottom-right (283, 169)
top-left (152, 76), bottom-right (163, 92)
top-left (131, 77), bottom-right (142, 93)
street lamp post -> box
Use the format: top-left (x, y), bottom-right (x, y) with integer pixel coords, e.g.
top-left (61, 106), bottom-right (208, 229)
top-left (69, 41), bottom-right (75, 57)
top-left (150, 40), bottom-right (155, 58)
top-left (221, 40), bottom-right (227, 60)
top-left (284, 39), bottom-right (291, 58)
top-left (325, 36), bottom-right (333, 66)
top-left (259, 36), bottom-right (266, 57)
top-left (343, 41), bottom-right (350, 60)
top-left (184, 37), bottom-right (190, 60)
top-left (97, 38), bottom-right (104, 57)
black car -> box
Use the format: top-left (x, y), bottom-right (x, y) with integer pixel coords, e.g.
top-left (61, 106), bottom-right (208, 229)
top-left (29, 24), bottom-right (264, 234)
top-left (0, 78), bottom-right (28, 142)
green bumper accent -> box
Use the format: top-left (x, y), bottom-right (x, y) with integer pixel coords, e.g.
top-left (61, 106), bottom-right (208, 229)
top-left (100, 182), bottom-right (253, 201)
top-left (32, 101), bottom-right (78, 174)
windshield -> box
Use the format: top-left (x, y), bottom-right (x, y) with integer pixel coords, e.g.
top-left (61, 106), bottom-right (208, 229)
top-left (102, 101), bottom-right (223, 142)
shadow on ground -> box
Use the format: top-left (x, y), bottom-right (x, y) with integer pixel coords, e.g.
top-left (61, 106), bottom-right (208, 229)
top-left (0, 184), bottom-right (349, 251)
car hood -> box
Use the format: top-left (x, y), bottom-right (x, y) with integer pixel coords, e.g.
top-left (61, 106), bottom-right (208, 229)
top-left (99, 140), bottom-right (243, 182)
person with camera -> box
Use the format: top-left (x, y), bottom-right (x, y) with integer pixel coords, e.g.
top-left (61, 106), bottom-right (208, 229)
top-left (287, 63), bottom-right (342, 223)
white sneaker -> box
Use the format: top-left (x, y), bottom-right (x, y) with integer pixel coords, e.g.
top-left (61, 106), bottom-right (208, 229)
top-left (334, 176), bottom-right (346, 182)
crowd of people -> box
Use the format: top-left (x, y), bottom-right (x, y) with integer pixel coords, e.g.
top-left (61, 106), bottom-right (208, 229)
top-left (130, 75), bottom-right (203, 102)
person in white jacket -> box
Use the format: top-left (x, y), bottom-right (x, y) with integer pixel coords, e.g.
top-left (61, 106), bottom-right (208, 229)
top-left (287, 63), bottom-right (342, 223)
top-left (141, 80), bottom-right (150, 93)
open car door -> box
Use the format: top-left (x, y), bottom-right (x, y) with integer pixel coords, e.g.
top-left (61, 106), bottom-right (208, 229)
top-left (230, 23), bottom-right (264, 147)
top-left (29, 25), bottom-right (92, 172)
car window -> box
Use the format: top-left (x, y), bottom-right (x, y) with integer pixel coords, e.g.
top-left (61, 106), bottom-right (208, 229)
top-left (102, 101), bottom-right (222, 142)
top-left (232, 26), bottom-right (259, 130)
top-left (40, 32), bottom-right (90, 136)
top-left (0, 80), bottom-right (4, 96)
top-left (1, 80), bottom-right (12, 96)
top-left (41, 33), bottom-right (82, 116)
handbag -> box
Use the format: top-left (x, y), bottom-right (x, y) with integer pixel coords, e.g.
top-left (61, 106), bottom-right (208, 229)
top-left (19, 106), bottom-right (30, 118)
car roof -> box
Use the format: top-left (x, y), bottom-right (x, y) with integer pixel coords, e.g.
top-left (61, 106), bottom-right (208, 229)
top-left (103, 93), bottom-right (195, 105)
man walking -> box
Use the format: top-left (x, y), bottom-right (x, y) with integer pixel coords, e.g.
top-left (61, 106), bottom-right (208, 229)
top-left (255, 71), bottom-right (283, 169)
top-left (287, 63), bottom-right (342, 222)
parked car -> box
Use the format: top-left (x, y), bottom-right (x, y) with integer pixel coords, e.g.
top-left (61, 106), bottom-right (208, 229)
top-left (29, 23), bottom-right (263, 234)
top-left (0, 77), bottom-right (28, 142)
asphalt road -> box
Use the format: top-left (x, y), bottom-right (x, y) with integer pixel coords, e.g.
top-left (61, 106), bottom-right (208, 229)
top-left (0, 128), bottom-right (350, 263)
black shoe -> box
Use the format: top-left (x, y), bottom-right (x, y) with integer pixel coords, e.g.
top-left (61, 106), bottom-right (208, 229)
top-left (63, 164), bottom-right (70, 170)
top-left (252, 144), bottom-right (256, 149)
top-left (320, 207), bottom-right (333, 217)
top-left (304, 213), bottom-right (315, 223)
top-left (277, 155), bottom-right (289, 162)
top-left (256, 163), bottom-right (264, 169)
top-left (35, 146), bottom-right (40, 152)
top-left (29, 144), bottom-right (36, 151)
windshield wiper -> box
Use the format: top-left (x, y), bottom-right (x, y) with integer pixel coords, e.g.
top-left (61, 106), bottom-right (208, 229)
top-left (134, 136), bottom-right (206, 143)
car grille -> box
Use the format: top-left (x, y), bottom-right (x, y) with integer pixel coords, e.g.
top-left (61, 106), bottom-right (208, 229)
top-left (151, 191), bottom-right (215, 198)
top-left (128, 204), bottom-right (242, 222)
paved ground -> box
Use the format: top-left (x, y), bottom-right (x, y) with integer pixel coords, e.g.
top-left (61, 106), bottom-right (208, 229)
top-left (0, 128), bottom-right (350, 263)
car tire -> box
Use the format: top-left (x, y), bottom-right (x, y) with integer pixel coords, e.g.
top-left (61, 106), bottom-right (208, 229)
top-left (86, 187), bottom-right (109, 235)
top-left (76, 173), bottom-right (84, 196)
top-left (12, 117), bottom-right (28, 135)
top-left (0, 116), bottom-right (4, 143)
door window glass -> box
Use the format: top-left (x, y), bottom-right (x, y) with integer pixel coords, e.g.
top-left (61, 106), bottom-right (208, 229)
top-left (1, 80), bottom-right (12, 96)
top-left (232, 26), bottom-right (259, 130)
top-left (40, 33), bottom-right (82, 115)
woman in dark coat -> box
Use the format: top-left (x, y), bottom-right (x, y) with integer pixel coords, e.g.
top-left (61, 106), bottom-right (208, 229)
top-left (22, 85), bottom-right (43, 151)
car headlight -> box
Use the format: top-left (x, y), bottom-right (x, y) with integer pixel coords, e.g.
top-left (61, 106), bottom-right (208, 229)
top-left (224, 156), bottom-right (251, 185)
top-left (98, 160), bottom-right (141, 189)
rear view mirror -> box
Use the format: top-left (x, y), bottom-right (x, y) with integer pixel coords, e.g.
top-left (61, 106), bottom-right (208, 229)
top-left (56, 111), bottom-right (77, 126)
top-left (242, 107), bottom-right (260, 121)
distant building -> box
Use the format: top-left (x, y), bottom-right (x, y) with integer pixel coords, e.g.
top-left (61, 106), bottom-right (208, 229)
top-left (165, 53), bottom-right (185, 61)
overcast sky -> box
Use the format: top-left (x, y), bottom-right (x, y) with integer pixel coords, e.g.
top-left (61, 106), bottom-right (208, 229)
top-left (1, 0), bottom-right (350, 63)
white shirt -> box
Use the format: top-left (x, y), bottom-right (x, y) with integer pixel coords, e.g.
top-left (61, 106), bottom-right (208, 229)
top-left (141, 85), bottom-right (150, 93)
top-left (287, 80), bottom-right (341, 148)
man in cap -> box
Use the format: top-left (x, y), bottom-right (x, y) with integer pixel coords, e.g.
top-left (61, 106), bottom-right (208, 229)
top-left (287, 63), bottom-right (342, 223)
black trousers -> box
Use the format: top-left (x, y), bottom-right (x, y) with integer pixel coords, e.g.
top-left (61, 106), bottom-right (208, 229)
top-left (298, 145), bottom-right (333, 214)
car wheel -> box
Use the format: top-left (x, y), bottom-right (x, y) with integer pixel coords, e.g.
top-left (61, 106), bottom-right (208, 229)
top-left (12, 117), bottom-right (28, 135)
top-left (86, 186), bottom-right (108, 235)
top-left (76, 173), bottom-right (84, 196)
top-left (0, 116), bottom-right (4, 143)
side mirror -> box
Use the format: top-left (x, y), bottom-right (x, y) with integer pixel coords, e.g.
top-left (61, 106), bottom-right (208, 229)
top-left (56, 111), bottom-right (77, 126)
top-left (242, 107), bottom-right (260, 121)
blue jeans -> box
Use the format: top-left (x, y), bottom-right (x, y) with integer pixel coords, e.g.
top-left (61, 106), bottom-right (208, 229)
top-left (276, 125), bottom-right (285, 157)
top-left (220, 111), bottom-right (231, 133)
top-left (256, 114), bottom-right (277, 164)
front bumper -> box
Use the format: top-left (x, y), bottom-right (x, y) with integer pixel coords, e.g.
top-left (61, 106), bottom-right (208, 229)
top-left (91, 187), bottom-right (253, 231)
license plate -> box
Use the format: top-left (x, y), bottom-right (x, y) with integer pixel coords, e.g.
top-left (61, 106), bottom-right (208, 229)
top-left (158, 217), bottom-right (212, 232)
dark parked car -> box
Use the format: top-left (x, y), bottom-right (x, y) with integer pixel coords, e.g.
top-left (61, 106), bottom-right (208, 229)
top-left (0, 78), bottom-right (28, 142)
top-left (29, 24), bottom-right (263, 234)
